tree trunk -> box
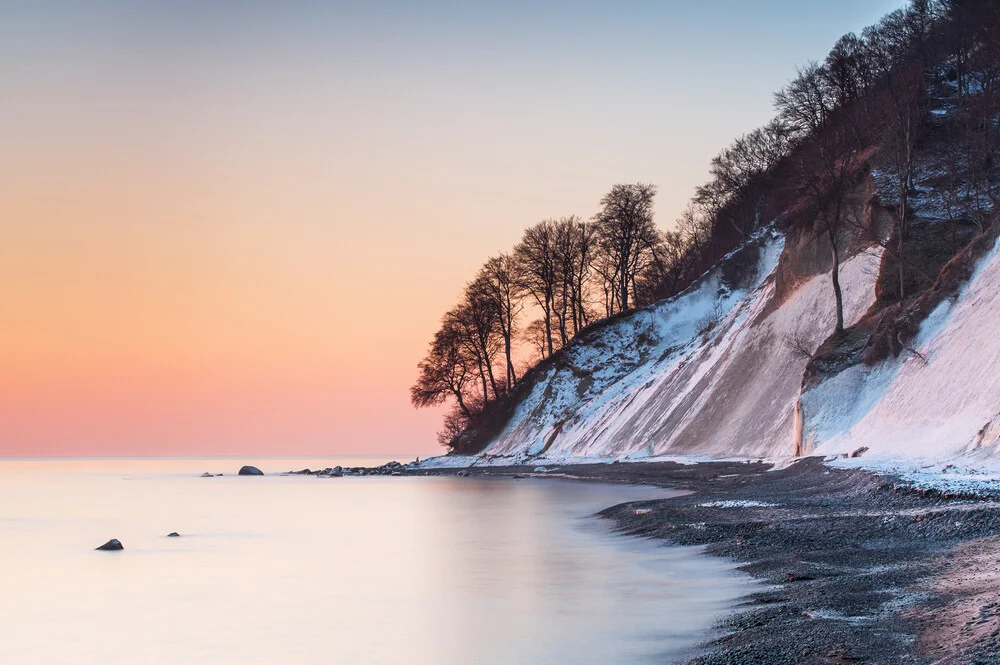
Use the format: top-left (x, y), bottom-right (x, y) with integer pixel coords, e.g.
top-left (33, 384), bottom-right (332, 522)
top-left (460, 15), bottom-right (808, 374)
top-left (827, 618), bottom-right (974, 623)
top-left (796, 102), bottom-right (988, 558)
top-left (544, 297), bottom-right (554, 358)
top-left (453, 389), bottom-right (472, 418)
top-left (558, 292), bottom-right (569, 347)
top-left (830, 231), bottom-right (845, 334)
top-left (898, 163), bottom-right (908, 303)
top-left (479, 368), bottom-right (490, 406)
top-left (504, 334), bottom-right (516, 389)
top-left (619, 245), bottom-right (630, 312)
top-left (897, 225), bottom-right (906, 303)
top-left (484, 353), bottom-right (499, 400)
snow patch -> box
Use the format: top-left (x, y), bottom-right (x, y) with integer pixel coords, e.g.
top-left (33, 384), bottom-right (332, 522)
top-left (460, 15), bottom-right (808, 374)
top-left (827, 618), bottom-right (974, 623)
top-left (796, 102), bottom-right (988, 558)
top-left (698, 500), bottom-right (779, 508)
top-left (805, 233), bottom-right (1000, 487)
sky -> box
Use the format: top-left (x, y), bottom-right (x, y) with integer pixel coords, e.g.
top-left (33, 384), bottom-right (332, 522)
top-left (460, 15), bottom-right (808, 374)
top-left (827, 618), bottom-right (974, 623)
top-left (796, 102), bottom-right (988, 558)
top-left (0, 0), bottom-right (907, 458)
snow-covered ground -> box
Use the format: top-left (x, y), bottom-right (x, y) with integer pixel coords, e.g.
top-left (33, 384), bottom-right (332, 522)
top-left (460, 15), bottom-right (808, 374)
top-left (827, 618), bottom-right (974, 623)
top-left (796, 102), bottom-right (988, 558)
top-left (424, 202), bottom-right (1000, 495)
top-left (478, 227), bottom-right (883, 464)
top-left (802, 232), bottom-right (1000, 492)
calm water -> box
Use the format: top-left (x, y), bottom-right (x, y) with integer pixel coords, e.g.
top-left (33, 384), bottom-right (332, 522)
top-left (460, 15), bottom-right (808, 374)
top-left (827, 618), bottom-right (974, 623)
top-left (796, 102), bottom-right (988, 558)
top-left (0, 458), bottom-right (754, 664)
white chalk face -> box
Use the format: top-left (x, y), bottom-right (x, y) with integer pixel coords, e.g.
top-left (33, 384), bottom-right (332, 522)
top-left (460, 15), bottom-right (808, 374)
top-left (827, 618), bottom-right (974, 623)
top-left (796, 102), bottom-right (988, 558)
top-left (0, 459), bottom-right (754, 665)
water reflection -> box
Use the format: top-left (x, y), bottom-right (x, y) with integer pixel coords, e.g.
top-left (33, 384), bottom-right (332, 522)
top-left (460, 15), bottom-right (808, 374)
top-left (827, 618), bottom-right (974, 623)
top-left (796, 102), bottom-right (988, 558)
top-left (0, 460), bottom-right (754, 665)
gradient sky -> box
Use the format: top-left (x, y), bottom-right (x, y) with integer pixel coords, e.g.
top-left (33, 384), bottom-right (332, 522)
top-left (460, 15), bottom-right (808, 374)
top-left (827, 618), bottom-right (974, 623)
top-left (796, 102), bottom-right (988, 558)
top-left (0, 1), bottom-right (906, 457)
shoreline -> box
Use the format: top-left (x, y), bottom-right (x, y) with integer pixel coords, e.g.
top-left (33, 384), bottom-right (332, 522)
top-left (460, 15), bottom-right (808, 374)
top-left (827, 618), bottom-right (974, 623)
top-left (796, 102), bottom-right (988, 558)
top-left (405, 457), bottom-right (1000, 664)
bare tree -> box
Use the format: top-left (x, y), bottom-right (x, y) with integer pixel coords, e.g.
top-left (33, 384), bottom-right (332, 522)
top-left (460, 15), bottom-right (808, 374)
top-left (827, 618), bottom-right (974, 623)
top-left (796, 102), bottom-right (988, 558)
top-left (514, 220), bottom-right (559, 358)
top-left (522, 318), bottom-right (551, 363)
top-left (694, 120), bottom-right (792, 243)
top-left (410, 314), bottom-right (475, 418)
top-left (882, 60), bottom-right (929, 300)
top-left (478, 253), bottom-right (523, 390)
top-left (593, 183), bottom-right (660, 313)
top-left (552, 218), bottom-right (574, 347)
top-left (590, 241), bottom-right (621, 318)
top-left (455, 277), bottom-right (505, 403)
top-left (777, 57), bottom-right (873, 334)
top-left (775, 62), bottom-right (836, 137)
top-left (549, 215), bottom-right (597, 343)
top-left (569, 219), bottom-right (598, 331)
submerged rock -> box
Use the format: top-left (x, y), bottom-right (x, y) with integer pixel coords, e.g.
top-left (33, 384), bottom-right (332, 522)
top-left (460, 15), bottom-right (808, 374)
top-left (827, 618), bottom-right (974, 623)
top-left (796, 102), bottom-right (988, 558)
top-left (238, 465), bottom-right (264, 476)
top-left (166, 532), bottom-right (180, 538)
top-left (95, 539), bottom-right (124, 551)
top-left (200, 472), bottom-right (214, 478)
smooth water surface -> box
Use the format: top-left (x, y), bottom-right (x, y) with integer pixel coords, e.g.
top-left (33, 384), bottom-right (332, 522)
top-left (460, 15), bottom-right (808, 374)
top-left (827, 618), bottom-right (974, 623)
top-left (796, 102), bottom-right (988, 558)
top-left (0, 458), bottom-right (754, 664)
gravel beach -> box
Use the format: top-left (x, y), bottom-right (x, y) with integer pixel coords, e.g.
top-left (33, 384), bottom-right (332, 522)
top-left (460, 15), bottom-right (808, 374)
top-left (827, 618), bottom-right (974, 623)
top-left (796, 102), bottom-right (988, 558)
top-left (411, 457), bottom-right (1000, 664)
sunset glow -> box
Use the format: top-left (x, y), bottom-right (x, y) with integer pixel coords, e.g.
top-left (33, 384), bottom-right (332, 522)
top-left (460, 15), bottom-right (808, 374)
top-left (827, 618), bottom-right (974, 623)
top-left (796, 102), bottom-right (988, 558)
top-left (1, 1), bottom-right (905, 456)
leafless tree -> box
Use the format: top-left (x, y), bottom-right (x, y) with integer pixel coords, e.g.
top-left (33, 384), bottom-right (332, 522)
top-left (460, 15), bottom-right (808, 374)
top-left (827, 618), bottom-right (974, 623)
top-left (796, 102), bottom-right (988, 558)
top-left (775, 64), bottom-right (863, 333)
top-left (514, 220), bottom-right (559, 358)
top-left (522, 318), bottom-right (553, 362)
top-left (478, 253), bottom-right (523, 390)
top-left (455, 277), bottom-right (505, 403)
top-left (550, 216), bottom-right (597, 343)
top-left (775, 62), bottom-right (836, 138)
top-left (410, 313), bottom-right (475, 418)
top-left (881, 60), bottom-right (929, 300)
top-left (593, 183), bottom-right (660, 313)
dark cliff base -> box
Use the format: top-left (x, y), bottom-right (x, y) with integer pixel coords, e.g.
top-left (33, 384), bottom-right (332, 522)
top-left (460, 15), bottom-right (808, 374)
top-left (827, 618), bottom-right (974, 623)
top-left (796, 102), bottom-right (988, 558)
top-left (416, 458), bottom-right (1000, 665)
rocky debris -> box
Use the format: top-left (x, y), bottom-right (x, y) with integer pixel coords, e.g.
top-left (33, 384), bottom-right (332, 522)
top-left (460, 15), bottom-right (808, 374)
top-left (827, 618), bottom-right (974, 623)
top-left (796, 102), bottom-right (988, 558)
top-left (166, 532), bottom-right (180, 538)
top-left (850, 446), bottom-right (869, 458)
top-left (95, 539), bottom-right (124, 551)
top-left (415, 457), bottom-right (1000, 665)
top-left (238, 465), bottom-right (264, 476)
top-left (287, 460), bottom-right (422, 478)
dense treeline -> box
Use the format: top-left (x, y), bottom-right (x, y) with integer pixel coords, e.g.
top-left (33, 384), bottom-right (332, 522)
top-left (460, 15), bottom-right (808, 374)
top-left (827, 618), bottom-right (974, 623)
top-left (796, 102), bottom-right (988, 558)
top-left (413, 0), bottom-right (1000, 450)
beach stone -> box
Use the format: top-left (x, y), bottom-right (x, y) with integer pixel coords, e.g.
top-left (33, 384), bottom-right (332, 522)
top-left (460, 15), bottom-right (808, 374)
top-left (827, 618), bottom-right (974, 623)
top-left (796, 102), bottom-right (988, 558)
top-left (238, 465), bottom-right (264, 476)
top-left (96, 539), bottom-right (124, 551)
top-left (166, 532), bottom-right (180, 538)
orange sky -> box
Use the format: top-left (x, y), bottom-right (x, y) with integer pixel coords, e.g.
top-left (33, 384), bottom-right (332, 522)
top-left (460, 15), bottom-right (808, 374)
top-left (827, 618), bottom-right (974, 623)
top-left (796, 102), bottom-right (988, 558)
top-left (0, 2), bottom-right (905, 457)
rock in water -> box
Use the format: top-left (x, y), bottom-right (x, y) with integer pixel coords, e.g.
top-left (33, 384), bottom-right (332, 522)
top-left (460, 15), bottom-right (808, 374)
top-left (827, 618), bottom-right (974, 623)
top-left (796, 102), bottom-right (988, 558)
top-left (166, 532), bottom-right (180, 538)
top-left (200, 472), bottom-right (214, 478)
top-left (238, 465), bottom-right (264, 476)
top-left (96, 539), bottom-right (124, 551)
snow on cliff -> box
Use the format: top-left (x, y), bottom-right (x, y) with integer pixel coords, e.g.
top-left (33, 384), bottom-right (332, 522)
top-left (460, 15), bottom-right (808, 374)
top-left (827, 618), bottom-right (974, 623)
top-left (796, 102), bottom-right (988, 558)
top-left (481, 229), bottom-right (883, 463)
top-left (803, 233), bottom-right (1000, 484)
top-left (449, 207), bottom-right (1000, 494)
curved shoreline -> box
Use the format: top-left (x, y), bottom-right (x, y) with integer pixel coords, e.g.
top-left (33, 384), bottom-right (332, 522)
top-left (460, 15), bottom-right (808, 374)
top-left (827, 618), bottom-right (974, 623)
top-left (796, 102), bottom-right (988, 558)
top-left (411, 457), bottom-right (1000, 664)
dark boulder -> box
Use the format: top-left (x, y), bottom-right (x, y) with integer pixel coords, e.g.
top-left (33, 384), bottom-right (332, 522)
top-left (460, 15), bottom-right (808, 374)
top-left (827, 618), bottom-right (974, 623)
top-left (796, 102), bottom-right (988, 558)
top-left (166, 532), bottom-right (180, 538)
top-left (238, 465), bottom-right (264, 476)
top-left (96, 539), bottom-right (124, 551)
top-left (200, 472), bottom-right (214, 478)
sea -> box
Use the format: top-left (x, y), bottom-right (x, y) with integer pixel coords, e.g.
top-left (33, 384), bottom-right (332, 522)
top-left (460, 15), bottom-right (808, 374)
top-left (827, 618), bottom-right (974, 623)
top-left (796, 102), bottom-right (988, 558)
top-left (0, 457), bottom-right (755, 664)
